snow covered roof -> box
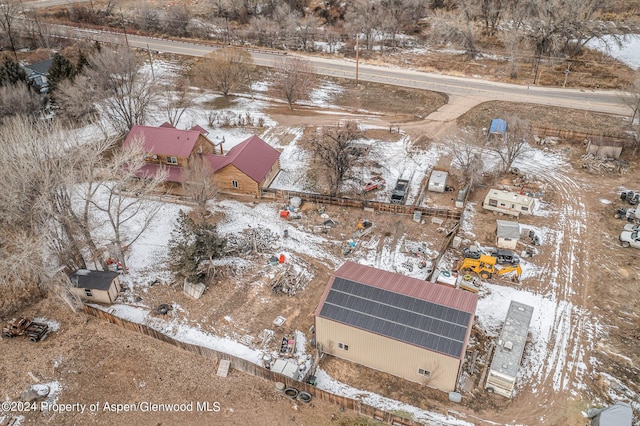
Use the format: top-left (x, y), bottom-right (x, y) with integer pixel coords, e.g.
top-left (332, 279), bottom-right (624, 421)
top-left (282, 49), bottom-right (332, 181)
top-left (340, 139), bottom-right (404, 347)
top-left (203, 135), bottom-right (280, 183)
top-left (489, 301), bottom-right (533, 380)
top-left (70, 269), bottom-right (119, 291)
top-left (496, 220), bottom-right (520, 239)
top-left (124, 125), bottom-right (213, 158)
top-left (316, 262), bottom-right (478, 359)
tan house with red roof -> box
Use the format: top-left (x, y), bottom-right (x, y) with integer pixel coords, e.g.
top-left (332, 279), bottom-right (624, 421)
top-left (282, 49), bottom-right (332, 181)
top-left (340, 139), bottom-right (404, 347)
top-left (123, 124), bottom-right (280, 197)
top-left (315, 262), bottom-right (478, 392)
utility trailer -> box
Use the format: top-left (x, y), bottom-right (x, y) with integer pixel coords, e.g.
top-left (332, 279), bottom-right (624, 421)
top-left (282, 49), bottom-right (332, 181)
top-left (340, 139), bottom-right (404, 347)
top-left (3, 317), bottom-right (49, 342)
top-left (390, 179), bottom-right (409, 204)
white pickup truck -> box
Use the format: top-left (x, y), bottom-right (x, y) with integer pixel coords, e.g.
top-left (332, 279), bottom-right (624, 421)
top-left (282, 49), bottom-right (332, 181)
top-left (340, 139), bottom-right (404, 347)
top-left (619, 230), bottom-right (640, 249)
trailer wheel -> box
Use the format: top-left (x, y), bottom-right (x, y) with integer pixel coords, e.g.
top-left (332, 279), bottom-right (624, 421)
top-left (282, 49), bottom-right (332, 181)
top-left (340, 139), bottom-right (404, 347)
top-left (486, 387), bottom-right (495, 393)
top-left (3, 332), bottom-right (13, 338)
top-left (622, 241), bottom-right (631, 248)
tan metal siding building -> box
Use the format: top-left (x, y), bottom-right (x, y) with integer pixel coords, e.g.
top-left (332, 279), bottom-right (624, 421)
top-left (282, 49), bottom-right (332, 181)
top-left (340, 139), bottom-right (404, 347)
top-left (315, 262), bottom-right (478, 393)
top-left (316, 317), bottom-right (463, 391)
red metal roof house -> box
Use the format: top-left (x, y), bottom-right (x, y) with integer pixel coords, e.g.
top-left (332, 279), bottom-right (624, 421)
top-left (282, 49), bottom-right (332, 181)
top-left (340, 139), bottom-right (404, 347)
top-left (315, 262), bottom-right (478, 392)
top-left (123, 124), bottom-right (280, 197)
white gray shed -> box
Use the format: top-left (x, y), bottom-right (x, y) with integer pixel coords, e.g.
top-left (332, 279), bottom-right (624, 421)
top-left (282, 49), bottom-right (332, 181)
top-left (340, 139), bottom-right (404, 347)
top-left (496, 220), bottom-right (520, 250)
top-left (428, 170), bottom-right (448, 193)
top-left (588, 401), bottom-right (632, 426)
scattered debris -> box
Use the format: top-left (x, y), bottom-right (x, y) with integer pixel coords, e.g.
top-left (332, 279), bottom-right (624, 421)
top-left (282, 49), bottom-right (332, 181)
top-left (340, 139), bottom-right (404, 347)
top-left (216, 359), bottom-right (231, 377)
top-left (279, 333), bottom-right (296, 358)
top-left (270, 265), bottom-right (310, 296)
top-left (227, 227), bottom-right (279, 255)
top-left (580, 153), bottom-right (629, 174)
top-left (273, 316), bottom-right (286, 327)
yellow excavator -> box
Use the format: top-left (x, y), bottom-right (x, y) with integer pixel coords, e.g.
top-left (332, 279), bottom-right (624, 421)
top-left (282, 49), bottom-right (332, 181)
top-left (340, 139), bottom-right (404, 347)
top-left (457, 255), bottom-right (522, 280)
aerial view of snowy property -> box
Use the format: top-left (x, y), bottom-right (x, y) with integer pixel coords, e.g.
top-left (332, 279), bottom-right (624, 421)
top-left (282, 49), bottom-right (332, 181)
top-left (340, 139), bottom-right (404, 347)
top-left (1, 1), bottom-right (639, 425)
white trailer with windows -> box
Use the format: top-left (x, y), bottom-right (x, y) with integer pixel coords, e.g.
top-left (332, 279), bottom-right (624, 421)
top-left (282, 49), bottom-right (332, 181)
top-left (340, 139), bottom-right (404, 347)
top-left (482, 189), bottom-right (534, 217)
top-left (485, 301), bottom-right (534, 398)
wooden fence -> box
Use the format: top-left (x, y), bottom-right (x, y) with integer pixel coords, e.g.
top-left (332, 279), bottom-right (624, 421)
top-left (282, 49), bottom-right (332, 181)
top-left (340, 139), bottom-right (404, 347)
top-left (83, 305), bottom-right (430, 426)
top-left (261, 188), bottom-right (462, 220)
top-left (531, 126), bottom-right (634, 146)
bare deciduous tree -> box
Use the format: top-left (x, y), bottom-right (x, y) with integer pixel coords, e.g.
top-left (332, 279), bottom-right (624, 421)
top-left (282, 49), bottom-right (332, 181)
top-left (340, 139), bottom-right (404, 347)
top-left (87, 136), bottom-right (168, 273)
top-left (488, 117), bottom-right (531, 173)
top-left (82, 47), bottom-right (158, 135)
top-left (271, 57), bottom-right (317, 110)
top-left (195, 49), bottom-right (254, 97)
top-left (309, 121), bottom-right (362, 196)
top-left (444, 128), bottom-right (486, 186)
top-left (0, 1), bottom-right (21, 60)
top-left (0, 82), bottom-right (41, 121)
top-left (164, 77), bottom-right (194, 127)
top-left (55, 75), bottom-right (99, 125)
top-left (184, 155), bottom-right (218, 214)
top-left (430, 6), bottom-right (480, 58)
top-left (165, 4), bottom-right (191, 37)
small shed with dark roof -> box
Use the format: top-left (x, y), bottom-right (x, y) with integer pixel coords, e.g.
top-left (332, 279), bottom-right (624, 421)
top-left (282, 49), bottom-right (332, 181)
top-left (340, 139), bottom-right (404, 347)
top-left (69, 269), bottom-right (122, 304)
top-left (315, 262), bottom-right (478, 392)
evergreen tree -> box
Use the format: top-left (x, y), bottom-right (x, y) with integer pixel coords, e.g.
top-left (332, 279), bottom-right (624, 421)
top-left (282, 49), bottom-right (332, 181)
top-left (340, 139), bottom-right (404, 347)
top-left (0, 56), bottom-right (28, 87)
top-left (48, 53), bottom-right (75, 93)
top-left (168, 210), bottom-right (226, 283)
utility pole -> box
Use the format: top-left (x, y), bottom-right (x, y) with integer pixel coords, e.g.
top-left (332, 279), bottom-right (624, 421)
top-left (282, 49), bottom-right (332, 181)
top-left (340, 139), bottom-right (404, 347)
top-left (120, 7), bottom-right (129, 48)
top-left (562, 62), bottom-right (572, 88)
top-left (355, 33), bottom-right (360, 86)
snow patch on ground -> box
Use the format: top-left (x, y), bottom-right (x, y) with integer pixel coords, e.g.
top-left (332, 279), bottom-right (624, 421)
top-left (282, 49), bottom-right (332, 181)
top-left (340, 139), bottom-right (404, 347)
top-left (314, 368), bottom-right (473, 426)
top-left (32, 317), bottom-right (60, 332)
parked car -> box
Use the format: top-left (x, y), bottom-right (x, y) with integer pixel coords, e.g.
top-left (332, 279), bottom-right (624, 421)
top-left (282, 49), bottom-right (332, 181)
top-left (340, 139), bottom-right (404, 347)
top-left (623, 223), bottom-right (640, 232)
top-left (463, 246), bottom-right (482, 260)
top-left (619, 230), bottom-right (640, 249)
top-left (496, 249), bottom-right (520, 265)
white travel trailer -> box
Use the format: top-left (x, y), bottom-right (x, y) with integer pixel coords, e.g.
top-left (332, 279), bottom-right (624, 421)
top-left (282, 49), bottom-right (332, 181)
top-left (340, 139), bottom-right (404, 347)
top-left (482, 189), bottom-right (534, 217)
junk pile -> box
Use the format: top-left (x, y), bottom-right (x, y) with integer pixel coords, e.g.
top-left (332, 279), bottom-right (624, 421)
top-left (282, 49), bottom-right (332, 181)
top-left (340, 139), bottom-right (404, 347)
top-left (270, 265), bottom-right (311, 296)
top-left (581, 154), bottom-right (629, 174)
top-left (226, 227), bottom-right (279, 255)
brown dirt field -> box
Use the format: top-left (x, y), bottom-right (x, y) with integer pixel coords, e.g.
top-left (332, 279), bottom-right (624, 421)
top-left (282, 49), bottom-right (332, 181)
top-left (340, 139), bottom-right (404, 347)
top-left (0, 298), bottom-right (361, 426)
top-left (457, 101), bottom-right (631, 137)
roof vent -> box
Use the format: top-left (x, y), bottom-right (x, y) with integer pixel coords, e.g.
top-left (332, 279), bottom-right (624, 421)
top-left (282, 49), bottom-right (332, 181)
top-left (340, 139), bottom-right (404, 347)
top-left (518, 306), bottom-right (525, 312)
top-left (504, 341), bottom-right (513, 351)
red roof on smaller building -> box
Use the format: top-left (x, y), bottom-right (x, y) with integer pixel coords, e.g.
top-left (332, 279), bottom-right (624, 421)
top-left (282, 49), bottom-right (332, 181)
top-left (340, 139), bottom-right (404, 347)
top-left (124, 125), bottom-right (213, 158)
top-left (203, 135), bottom-right (280, 183)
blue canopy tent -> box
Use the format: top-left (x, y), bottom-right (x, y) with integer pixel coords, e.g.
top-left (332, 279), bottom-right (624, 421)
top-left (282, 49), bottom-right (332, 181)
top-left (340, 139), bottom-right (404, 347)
top-left (489, 118), bottom-right (507, 135)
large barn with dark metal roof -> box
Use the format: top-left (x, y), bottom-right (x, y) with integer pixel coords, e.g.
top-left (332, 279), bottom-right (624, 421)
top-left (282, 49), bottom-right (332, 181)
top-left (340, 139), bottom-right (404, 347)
top-left (314, 262), bottom-right (478, 392)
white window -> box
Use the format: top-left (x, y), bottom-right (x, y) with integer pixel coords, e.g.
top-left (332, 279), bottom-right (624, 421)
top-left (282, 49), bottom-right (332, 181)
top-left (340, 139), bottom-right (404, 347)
top-left (167, 156), bottom-right (178, 165)
top-left (521, 206), bottom-right (529, 211)
top-left (232, 180), bottom-right (239, 188)
top-left (488, 199), bottom-right (498, 207)
top-left (337, 343), bottom-right (349, 351)
top-left (418, 368), bottom-right (431, 378)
